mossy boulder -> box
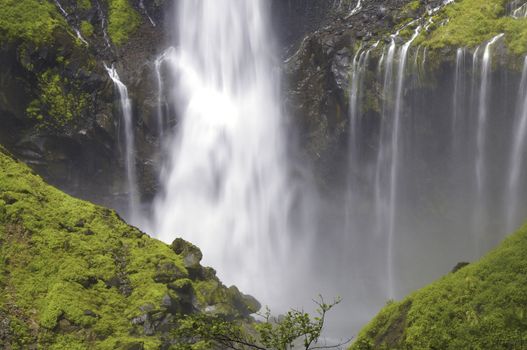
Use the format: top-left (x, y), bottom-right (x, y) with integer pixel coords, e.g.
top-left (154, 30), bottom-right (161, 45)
top-left (351, 224), bottom-right (527, 349)
top-left (0, 146), bottom-right (258, 349)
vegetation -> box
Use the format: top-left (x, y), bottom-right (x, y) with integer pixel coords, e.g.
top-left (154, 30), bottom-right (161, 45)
top-left (77, 0), bottom-right (92, 11)
top-left (172, 297), bottom-right (349, 350)
top-left (107, 0), bottom-right (141, 46)
top-left (350, 223), bottom-right (527, 349)
top-left (415, 0), bottom-right (527, 55)
top-left (0, 147), bottom-right (257, 349)
top-left (0, 0), bottom-right (63, 44)
top-left (26, 70), bottom-right (90, 129)
top-left (80, 20), bottom-right (94, 38)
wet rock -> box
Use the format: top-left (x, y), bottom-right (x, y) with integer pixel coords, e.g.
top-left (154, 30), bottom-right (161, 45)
top-left (227, 286), bottom-right (261, 316)
top-left (154, 262), bottom-right (186, 283)
top-left (451, 262), bottom-right (470, 273)
top-left (170, 238), bottom-right (203, 271)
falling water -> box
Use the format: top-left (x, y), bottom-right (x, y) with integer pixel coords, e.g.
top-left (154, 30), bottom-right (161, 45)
top-left (348, 0), bottom-right (362, 17)
top-left (505, 56), bottom-right (527, 232)
top-left (154, 48), bottom-right (175, 140)
top-left (474, 34), bottom-right (503, 245)
top-left (509, 0), bottom-right (527, 17)
top-left (374, 38), bottom-right (396, 252)
top-left (153, 0), bottom-right (312, 306)
top-left (385, 26), bottom-right (422, 298)
top-left (105, 65), bottom-right (140, 224)
top-left (95, 0), bottom-right (112, 48)
top-left (54, 0), bottom-right (89, 46)
top-left (453, 48), bottom-right (466, 132)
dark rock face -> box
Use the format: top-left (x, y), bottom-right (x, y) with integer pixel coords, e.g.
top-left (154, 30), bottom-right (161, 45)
top-left (283, 0), bottom-right (450, 187)
top-left (0, 0), bottom-right (447, 211)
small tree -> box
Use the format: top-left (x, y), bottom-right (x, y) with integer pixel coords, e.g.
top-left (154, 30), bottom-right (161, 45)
top-left (172, 296), bottom-right (351, 350)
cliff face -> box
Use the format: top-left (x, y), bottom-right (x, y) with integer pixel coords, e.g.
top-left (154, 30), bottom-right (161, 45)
top-left (0, 0), bottom-right (166, 209)
top-left (0, 0), bottom-right (338, 212)
top-left (0, 146), bottom-right (259, 349)
top-left (285, 0), bottom-right (527, 189)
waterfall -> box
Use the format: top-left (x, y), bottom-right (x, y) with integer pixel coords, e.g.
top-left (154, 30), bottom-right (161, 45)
top-left (453, 48), bottom-right (466, 132)
top-left (505, 56), bottom-right (527, 232)
top-left (153, 0), bottom-right (312, 306)
top-left (154, 48), bottom-right (175, 141)
top-left (54, 0), bottom-right (88, 46)
top-left (474, 34), bottom-right (503, 247)
top-left (347, 0), bottom-right (362, 17)
top-left (509, 0), bottom-right (527, 17)
top-left (385, 27), bottom-right (421, 298)
top-left (95, 0), bottom-right (111, 48)
top-left (105, 65), bottom-right (140, 224)
top-left (374, 38), bottom-right (396, 249)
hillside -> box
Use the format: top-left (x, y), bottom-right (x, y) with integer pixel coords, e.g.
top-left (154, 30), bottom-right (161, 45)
top-left (0, 146), bottom-right (259, 349)
top-left (351, 224), bottom-right (527, 349)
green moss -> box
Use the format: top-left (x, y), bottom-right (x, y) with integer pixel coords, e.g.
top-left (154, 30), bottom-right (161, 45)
top-left (0, 148), bottom-right (252, 348)
top-left (405, 0), bottom-right (421, 12)
top-left (351, 223), bottom-right (527, 349)
top-left (26, 70), bottom-right (90, 129)
top-left (80, 20), bottom-right (94, 38)
top-left (416, 0), bottom-right (527, 56)
top-left (107, 0), bottom-right (141, 46)
top-left (77, 0), bottom-right (92, 10)
top-left (0, 0), bottom-right (63, 44)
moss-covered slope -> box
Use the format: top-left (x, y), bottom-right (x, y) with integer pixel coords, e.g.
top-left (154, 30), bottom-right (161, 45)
top-left (351, 224), bottom-right (527, 349)
top-left (0, 147), bottom-right (259, 349)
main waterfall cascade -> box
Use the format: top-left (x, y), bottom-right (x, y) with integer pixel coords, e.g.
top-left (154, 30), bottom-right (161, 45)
top-left (151, 0), bottom-right (316, 308)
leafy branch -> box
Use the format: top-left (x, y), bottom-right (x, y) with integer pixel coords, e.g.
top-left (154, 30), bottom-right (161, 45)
top-left (171, 296), bottom-right (351, 350)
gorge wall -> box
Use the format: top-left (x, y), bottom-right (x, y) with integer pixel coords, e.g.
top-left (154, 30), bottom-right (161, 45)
top-left (2, 0), bottom-right (527, 343)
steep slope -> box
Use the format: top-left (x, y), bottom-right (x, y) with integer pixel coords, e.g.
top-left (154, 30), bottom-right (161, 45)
top-left (0, 146), bottom-right (259, 349)
top-left (350, 224), bottom-right (527, 349)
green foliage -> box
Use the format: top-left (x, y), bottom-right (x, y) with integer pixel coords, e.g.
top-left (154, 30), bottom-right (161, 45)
top-left (80, 20), bottom-right (94, 37)
top-left (172, 297), bottom-right (347, 350)
top-left (0, 0), bottom-right (63, 44)
top-left (0, 148), bottom-right (251, 349)
top-left (416, 0), bottom-right (527, 55)
top-left (107, 0), bottom-right (141, 46)
top-left (25, 70), bottom-right (90, 129)
top-left (351, 223), bottom-right (527, 350)
top-left (77, 0), bottom-right (92, 10)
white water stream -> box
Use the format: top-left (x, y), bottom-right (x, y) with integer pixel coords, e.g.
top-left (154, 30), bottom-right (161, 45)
top-left (105, 65), bottom-right (140, 225)
top-left (152, 0), bottom-right (314, 308)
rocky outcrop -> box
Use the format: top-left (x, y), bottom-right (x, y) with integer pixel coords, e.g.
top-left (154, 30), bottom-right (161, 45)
top-left (0, 146), bottom-right (258, 349)
top-left (284, 0), bottom-right (526, 188)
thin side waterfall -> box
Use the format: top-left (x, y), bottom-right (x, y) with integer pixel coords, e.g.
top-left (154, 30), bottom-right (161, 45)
top-left (54, 0), bottom-right (88, 46)
top-left (105, 65), bottom-right (140, 224)
top-left (386, 26), bottom-right (421, 298)
top-left (505, 56), bottom-right (527, 232)
top-left (374, 38), bottom-right (396, 245)
top-left (154, 48), bottom-right (175, 140)
top-left (347, 0), bottom-right (362, 17)
top-left (474, 34), bottom-right (503, 243)
top-left (453, 48), bottom-right (466, 132)
top-left (509, 0), bottom-right (527, 17)
top-left (95, 0), bottom-right (111, 48)
top-left (153, 0), bottom-right (312, 308)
